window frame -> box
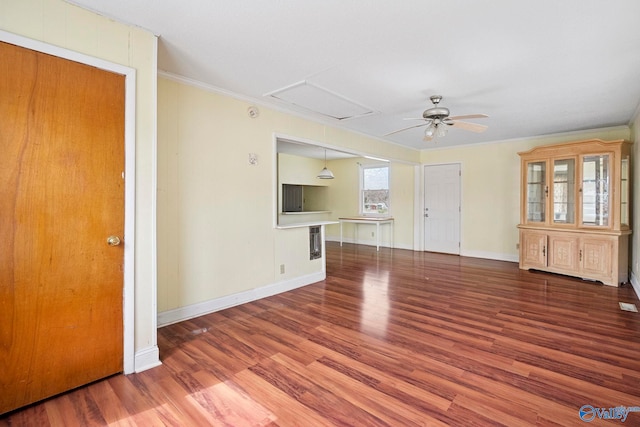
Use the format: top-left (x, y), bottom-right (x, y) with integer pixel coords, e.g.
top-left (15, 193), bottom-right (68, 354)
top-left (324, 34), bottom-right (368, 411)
top-left (359, 163), bottom-right (390, 217)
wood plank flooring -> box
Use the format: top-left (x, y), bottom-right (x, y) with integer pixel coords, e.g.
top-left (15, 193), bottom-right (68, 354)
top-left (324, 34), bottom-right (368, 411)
top-left (2, 242), bottom-right (640, 426)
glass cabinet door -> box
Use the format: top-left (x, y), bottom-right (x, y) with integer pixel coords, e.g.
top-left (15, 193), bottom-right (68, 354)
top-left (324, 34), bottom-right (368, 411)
top-left (621, 155), bottom-right (629, 227)
top-left (552, 158), bottom-right (575, 224)
top-left (581, 154), bottom-right (610, 227)
top-left (526, 161), bottom-right (546, 223)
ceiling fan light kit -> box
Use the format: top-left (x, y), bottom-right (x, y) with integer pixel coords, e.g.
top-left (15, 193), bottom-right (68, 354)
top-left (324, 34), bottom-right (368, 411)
top-left (387, 95), bottom-right (488, 143)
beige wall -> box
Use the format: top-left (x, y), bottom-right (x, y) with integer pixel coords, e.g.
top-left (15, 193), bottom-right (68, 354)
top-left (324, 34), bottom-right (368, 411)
top-left (157, 76), bottom-right (419, 316)
top-left (1, 0), bottom-right (158, 368)
top-left (420, 128), bottom-right (631, 261)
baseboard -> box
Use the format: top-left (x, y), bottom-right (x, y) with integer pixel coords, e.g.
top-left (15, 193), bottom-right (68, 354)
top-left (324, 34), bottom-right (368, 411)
top-left (325, 236), bottom-right (412, 250)
top-left (326, 236), bottom-right (517, 260)
top-left (630, 270), bottom-right (640, 301)
top-left (134, 345), bottom-right (161, 373)
top-left (461, 250), bottom-right (519, 263)
top-left (157, 271), bottom-right (326, 328)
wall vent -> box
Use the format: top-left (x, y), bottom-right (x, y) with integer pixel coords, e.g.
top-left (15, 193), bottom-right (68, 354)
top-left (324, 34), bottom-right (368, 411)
top-left (310, 226), bottom-right (321, 260)
top-left (619, 302), bottom-right (638, 312)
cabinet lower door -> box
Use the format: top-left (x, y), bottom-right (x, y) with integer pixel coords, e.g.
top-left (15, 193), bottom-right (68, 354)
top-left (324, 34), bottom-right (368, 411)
top-left (520, 230), bottom-right (547, 269)
top-left (548, 234), bottom-right (579, 273)
top-left (519, 229), bottom-right (623, 286)
top-left (581, 237), bottom-right (613, 279)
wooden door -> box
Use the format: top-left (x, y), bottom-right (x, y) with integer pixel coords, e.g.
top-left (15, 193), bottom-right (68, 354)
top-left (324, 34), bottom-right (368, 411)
top-left (424, 164), bottom-right (460, 254)
top-left (0, 41), bottom-right (125, 414)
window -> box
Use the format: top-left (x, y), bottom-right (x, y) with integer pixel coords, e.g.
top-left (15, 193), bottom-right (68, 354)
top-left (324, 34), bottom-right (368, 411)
top-left (360, 164), bottom-right (389, 215)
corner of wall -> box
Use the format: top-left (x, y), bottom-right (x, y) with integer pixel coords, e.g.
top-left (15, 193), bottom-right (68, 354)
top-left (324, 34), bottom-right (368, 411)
top-left (631, 111), bottom-right (640, 301)
top-left (134, 346), bottom-right (162, 373)
top-left (629, 270), bottom-right (640, 301)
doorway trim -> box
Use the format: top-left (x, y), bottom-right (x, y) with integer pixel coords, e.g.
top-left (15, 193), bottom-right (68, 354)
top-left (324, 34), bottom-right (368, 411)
top-left (0, 30), bottom-right (137, 374)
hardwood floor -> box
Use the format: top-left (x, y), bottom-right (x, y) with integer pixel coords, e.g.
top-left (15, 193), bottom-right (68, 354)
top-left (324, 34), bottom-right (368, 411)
top-left (2, 242), bottom-right (640, 426)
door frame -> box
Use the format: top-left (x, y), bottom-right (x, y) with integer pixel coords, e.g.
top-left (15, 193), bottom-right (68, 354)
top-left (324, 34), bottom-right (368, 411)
top-left (420, 162), bottom-right (462, 253)
top-left (1, 30), bottom-right (137, 374)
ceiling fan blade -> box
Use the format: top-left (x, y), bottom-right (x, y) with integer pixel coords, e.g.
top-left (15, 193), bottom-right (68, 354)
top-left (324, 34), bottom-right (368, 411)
top-left (403, 117), bottom-right (427, 121)
top-left (448, 120), bottom-right (488, 133)
top-left (384, 122), bottom-right (429, 136)
top-left (448, 113), bottom-right (488, 121)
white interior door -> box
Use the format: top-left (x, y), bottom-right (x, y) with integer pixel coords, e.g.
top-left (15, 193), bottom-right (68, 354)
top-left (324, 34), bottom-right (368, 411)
top-left (424, 163), bottom-right (461, 254)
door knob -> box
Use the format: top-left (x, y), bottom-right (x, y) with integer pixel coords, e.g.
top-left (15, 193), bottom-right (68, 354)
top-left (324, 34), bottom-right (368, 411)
top-left (107, 236), bottom-right (122, 246)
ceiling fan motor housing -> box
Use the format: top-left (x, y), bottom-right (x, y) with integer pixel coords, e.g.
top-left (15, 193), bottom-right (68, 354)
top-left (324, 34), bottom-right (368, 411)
top-left (423, 107), bottom-right (450, 120)
top-left (424, 95), bottom-right (449, 121)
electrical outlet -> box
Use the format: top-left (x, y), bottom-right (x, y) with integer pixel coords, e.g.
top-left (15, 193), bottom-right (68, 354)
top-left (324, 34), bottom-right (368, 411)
top-left (371, 231), bottom-right (375, 237)
top-left (280, 264), bottom-right (285, 274)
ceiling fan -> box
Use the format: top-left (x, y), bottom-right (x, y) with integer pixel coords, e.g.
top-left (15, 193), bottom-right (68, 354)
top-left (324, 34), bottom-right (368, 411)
top-left (386, 95), bottom-right (488, 142)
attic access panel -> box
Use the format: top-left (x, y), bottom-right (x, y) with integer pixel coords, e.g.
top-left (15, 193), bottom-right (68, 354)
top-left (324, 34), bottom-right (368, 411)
top-left (266, 81), bottom-right (375, 120)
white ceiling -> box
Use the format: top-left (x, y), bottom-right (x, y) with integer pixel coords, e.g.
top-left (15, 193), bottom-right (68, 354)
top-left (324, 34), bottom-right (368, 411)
top-left (67, 0), bottom-right (640, 150)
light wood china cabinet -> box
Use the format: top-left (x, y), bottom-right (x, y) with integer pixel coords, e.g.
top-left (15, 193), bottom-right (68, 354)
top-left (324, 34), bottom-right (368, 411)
top-left (518, 139), bottom-right (632, 286)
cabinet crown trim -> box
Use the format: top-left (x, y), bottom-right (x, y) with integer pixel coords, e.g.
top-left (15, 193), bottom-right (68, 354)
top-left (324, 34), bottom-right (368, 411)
top-left (518, 138), bottom-right (630, 157)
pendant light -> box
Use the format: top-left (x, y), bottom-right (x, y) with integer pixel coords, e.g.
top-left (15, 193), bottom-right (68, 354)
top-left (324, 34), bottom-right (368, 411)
top-left (317, 149), bottom-right (334, 179)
